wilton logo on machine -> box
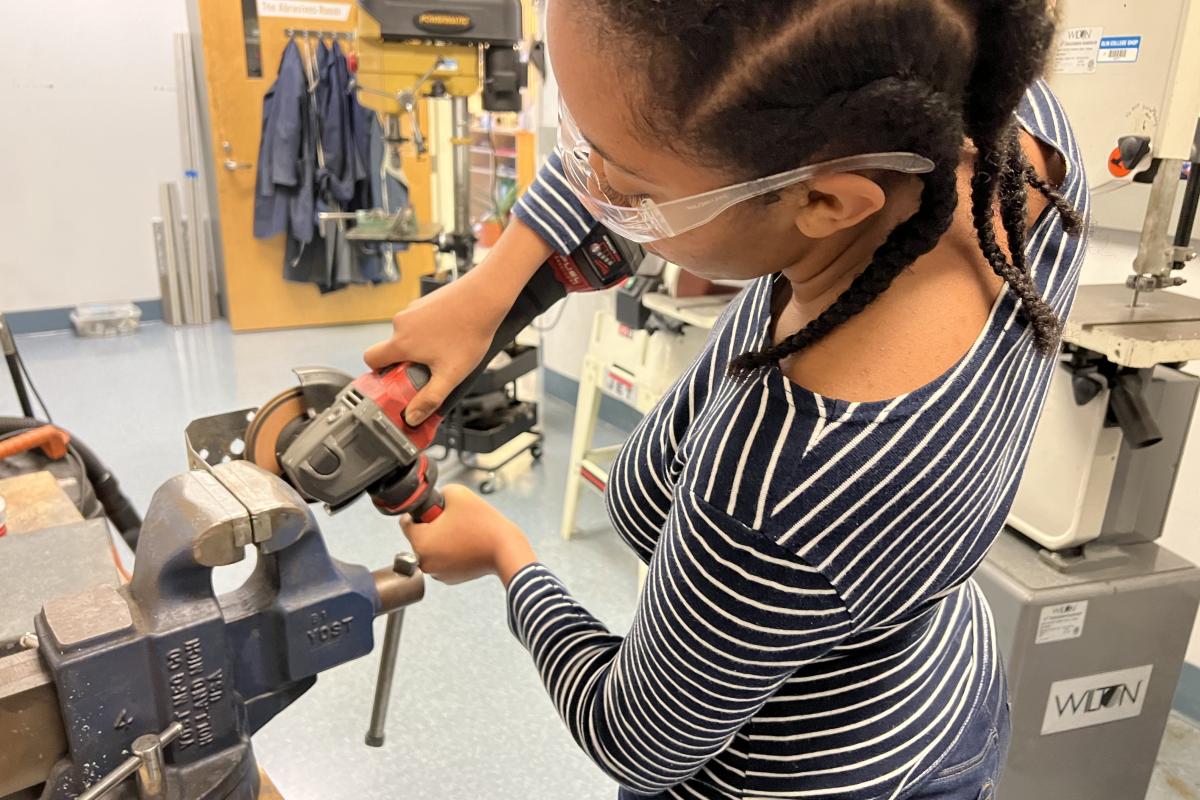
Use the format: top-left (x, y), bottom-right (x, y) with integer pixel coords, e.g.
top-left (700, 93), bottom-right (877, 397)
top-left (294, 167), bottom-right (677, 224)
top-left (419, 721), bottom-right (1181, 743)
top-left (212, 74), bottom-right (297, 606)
top-left (1041, 665), bottom-right (1153, 735)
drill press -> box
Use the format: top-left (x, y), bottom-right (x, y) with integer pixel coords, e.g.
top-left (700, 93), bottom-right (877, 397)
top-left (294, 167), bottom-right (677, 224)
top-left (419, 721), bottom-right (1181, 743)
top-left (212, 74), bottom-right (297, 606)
top-left (352, 0), bottom-right (527, 273)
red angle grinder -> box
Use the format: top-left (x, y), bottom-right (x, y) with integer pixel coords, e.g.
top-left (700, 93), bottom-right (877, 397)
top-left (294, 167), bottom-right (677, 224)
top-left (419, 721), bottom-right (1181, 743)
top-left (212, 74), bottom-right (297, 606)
top-left (241, 229), bottom-right (642, 522)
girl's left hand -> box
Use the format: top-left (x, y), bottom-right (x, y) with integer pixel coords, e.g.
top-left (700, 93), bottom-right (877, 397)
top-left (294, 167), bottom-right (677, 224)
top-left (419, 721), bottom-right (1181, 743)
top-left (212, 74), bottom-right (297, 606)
top-left (402, 484), bottom-right (538, 586)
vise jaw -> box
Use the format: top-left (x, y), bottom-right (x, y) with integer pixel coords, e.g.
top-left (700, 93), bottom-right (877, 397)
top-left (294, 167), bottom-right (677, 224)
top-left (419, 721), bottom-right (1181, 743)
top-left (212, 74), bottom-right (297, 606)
top-left (30, 461), bottom-right (422, 800)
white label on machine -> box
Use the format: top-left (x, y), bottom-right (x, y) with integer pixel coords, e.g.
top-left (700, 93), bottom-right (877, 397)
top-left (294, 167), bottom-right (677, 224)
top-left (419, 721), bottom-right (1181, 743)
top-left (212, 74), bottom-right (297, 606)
top-left (257, 0), bottom-right (352, 21)
top-left (1053, 27), bottom-right (1103, 74)
top-left (1041, 665), bottom-right (1153, 735)
top-left (603, 368), bottom-right (638, 407)
top-left (1035, 601), bottom-right (1088, 644)
top-left (1097, 36), bottom-right (1142, 64)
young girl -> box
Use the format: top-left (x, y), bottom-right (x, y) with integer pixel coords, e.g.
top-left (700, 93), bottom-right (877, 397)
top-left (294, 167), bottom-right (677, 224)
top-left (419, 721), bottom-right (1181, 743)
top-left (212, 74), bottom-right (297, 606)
top-left (367, 1), bottom-right (1087, 797)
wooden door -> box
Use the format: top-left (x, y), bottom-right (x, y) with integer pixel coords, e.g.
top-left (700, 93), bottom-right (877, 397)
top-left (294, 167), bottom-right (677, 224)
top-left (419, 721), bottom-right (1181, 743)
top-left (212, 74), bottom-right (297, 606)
top-left (196, 0), bottom-right (434, 331)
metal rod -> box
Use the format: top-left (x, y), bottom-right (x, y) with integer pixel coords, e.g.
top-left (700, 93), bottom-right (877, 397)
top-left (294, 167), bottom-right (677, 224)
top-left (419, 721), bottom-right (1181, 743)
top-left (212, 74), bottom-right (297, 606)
top-left (4, 354), bottom-right (34, 419)
top-left (352, 58), bottom-right (444, 106)
top-left (413, 58), bottom-right (447, 96)
top-left (171, 38), bottom-right (202, 325)
top-left (160, 183), bottom-right (193, 325)
top-left (353, 82), bottom-right (400, 101)
top-left (176, 33), bottom-right (211, 324)
top-left (77, 722), bottom-right (183, 800)
top-left (0, 315), bottom-right (34, 418)
top-left (1132, 159), bottom-right (1187, 280)
top-left (76, 755), bottom-right (141, 800)
top-left (1173, 163), bottom-right (1200, 269)
top-left (152, 220), bottom-right (182, 325)
top-left (451, 95), bottom-right (473, 273)
top-left (132, 734), bottom-right (166, 799)
top-left (365, 609), bottom-right (406, 747)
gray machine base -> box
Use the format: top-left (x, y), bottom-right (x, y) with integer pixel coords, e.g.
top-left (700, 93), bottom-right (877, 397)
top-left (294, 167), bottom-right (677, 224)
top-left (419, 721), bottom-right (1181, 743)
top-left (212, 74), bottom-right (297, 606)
top-left (977, 530), bottom-right (1200, 800)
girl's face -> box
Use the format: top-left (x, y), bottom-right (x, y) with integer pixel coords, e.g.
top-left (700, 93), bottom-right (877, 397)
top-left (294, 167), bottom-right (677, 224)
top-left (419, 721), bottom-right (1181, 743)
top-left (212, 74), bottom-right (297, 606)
top-left (546, 4), bottom-right (816, 281)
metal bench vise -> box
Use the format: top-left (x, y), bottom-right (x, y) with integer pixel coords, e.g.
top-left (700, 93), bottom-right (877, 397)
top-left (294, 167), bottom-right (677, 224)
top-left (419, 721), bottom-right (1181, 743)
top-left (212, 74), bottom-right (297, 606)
top-left (10, 461), bottom-right (423, 799)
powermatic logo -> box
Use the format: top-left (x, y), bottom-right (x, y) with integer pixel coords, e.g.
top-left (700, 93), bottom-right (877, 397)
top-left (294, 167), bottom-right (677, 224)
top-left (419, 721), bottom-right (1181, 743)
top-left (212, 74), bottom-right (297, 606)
top-left (415, 11), bottom-right (474, 34)
top-left (1041, 665), bottom-right (1153, 735)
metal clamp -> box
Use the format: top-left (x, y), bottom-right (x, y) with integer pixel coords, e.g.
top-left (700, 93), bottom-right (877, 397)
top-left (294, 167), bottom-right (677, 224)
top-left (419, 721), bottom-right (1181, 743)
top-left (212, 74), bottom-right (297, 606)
top-left (76, 722), bottom-right (183, 800)
top-left (1126, 273), bottom-right (1186, 293)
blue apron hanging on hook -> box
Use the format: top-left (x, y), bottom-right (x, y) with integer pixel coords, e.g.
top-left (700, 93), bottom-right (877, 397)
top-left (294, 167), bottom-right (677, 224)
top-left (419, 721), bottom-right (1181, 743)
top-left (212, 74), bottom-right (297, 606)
top-left (253, 39), bottom-right (315, 245)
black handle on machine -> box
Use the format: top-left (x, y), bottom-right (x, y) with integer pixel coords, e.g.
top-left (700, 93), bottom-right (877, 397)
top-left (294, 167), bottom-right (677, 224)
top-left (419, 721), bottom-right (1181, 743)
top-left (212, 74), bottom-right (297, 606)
top-left (436, 262), bottom-right (568, 415)
top-left (1109, 373), bottom-right (1164, 450)
top-left (371, 453), bottom-right (446, 522)
top-left (435, 228), bottom-right (644, 415)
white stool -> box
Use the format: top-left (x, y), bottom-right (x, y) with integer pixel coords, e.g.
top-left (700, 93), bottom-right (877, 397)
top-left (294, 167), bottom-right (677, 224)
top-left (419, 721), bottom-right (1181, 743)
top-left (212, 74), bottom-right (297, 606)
top-left (559, 299), bottom-right (727, 540)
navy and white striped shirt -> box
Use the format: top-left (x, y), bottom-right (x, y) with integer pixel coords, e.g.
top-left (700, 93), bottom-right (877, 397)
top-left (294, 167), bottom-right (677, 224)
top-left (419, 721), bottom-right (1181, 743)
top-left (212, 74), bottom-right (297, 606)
top-left (507, 81), bottom-right (1088, 799)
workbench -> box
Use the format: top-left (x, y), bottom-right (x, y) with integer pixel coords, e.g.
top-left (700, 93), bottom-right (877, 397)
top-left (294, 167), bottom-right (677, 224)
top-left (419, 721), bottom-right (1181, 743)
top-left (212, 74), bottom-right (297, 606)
top-left (0, 471), bottom-right (84, 533)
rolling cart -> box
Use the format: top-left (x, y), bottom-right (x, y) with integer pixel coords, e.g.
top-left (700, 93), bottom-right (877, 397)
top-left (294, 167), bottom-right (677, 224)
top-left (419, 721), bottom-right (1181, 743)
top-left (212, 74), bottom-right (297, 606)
top-left (420, 274), bottom-right (544, 494)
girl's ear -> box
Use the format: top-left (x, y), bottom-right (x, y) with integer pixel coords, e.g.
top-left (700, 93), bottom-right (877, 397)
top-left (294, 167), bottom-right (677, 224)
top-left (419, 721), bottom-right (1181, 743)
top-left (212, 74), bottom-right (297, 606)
top-left (792, 174), bottom-right (887, 239)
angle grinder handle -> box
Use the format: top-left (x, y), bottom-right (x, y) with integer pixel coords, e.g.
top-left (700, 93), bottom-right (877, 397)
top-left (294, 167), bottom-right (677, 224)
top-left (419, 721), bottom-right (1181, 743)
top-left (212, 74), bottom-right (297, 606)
top-left (436, 228), bottom-right (643, 415)
top-left (408, 476), bottom-right (445, 524)
top-left (371, 454), bottom-right (445, 523)
top-left (437, 262), bottom-right (567, 415)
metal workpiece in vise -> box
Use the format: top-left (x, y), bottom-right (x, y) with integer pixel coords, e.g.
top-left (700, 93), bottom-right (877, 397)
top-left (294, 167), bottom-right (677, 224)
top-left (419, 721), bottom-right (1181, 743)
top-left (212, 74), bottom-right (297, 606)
top-left (24, 460), bottom-right (424, 800)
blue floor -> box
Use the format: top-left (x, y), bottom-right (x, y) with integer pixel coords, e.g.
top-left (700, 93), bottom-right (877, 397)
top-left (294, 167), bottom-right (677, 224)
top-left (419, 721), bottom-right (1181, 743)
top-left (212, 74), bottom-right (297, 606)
top-left (8, 321), bottom-right (638, 800)
top-left (7, 320), bottom-right (1200, 800)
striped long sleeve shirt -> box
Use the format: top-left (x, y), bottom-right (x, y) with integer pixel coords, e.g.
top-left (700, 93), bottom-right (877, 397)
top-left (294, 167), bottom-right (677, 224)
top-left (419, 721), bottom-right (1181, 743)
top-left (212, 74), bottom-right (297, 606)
top-left (507, 81), bottom-right (1088, 799)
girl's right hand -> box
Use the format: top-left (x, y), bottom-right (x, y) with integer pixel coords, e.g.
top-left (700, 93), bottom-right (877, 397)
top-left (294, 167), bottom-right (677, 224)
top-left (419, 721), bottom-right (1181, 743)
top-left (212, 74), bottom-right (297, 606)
top-left (365, 217), bottom-right (558, 425)
top-left (364, 273), bottom-right (504, 426)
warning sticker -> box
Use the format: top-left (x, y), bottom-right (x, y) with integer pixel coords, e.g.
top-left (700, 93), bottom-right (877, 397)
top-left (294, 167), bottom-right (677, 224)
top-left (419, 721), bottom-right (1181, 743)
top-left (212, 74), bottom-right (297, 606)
top-left (1036, 601), bottom-right (1088, 644)
top-left (1098, 36), bottom-right (1142, 64)
top-left (1054, 27), bottom-right (1103, 74)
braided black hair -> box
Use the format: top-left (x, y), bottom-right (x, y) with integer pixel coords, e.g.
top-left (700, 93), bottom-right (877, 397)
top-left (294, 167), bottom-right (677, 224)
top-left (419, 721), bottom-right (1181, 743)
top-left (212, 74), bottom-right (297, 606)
top-left (585, 0), bottom-right (1083, 372)
top-left (730, 80), bottom-right (965, 371)
top-left (961, 0), bottom-right (1071, 355)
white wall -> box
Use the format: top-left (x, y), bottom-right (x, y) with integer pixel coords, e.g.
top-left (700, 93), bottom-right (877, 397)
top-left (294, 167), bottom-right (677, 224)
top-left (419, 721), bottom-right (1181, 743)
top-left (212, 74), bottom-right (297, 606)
top-left (0, 0), bottom-right (189, 312)
top-left (540, 292), bottom-right (612, 381)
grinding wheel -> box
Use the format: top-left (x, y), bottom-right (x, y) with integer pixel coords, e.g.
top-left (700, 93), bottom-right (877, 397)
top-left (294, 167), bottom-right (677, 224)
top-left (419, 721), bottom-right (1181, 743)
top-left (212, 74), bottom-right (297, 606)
top-left (244, 388), bottom-right (308, 476)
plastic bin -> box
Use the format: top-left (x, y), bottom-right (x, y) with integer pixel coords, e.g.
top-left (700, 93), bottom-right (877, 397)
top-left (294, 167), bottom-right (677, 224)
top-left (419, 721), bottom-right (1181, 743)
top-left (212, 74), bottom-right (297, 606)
top-left (70, 303), bottom-right (142, 337)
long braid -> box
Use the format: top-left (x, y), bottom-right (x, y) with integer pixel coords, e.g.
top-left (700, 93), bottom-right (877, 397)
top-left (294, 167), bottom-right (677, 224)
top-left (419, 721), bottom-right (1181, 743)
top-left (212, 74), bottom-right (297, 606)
top-left (961, 0), bottom-right (1064, 353)
top-left (1000, 127), bottom-right (1032, 273)
top-left (731, 80), bottom-right (963, 373)
top-left (1025, 166), bottom-right (1084, 235)
top-left (969, 125), bottom-right (1061, 353)
top-left (730, 152), bottom-right (960, 373)
top-left (591, 0), bottom-right (1082, 369)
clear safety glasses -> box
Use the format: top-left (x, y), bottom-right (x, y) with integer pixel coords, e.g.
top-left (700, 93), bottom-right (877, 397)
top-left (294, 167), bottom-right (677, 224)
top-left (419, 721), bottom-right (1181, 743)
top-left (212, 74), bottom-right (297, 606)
top-left (557, 98), bottom-right (937, 243)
